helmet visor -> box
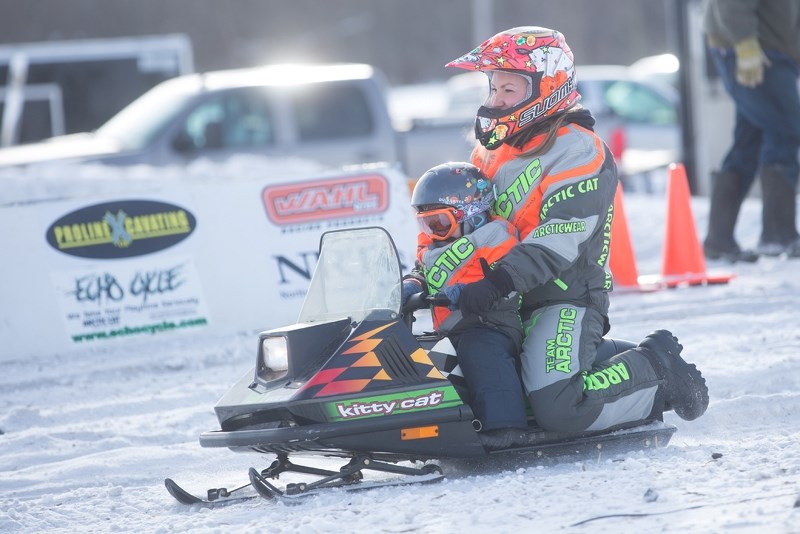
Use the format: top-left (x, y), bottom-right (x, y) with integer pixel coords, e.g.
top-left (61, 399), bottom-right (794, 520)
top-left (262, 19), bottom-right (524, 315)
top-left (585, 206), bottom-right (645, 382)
top-left (417, 207), bottom-right (459, 241)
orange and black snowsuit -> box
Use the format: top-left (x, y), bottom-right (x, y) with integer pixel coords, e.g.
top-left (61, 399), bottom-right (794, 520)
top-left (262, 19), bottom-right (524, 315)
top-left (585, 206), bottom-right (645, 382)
top-left (417, 217), bottom-right (523, 350)
top-left (472, 111), bottom-right (614, 312)
top-left (412, 216), bottom-right (528, 430)
top-left (470, 108), bottom-right (663, 433)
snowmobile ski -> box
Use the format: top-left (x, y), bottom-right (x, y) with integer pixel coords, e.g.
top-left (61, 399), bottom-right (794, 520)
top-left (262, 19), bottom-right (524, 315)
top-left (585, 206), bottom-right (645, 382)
top-left (248, 465), bottom-right (445, 501)
top-left (164, 478), bottom-right (256, 506)
top-left (247, 454), bottom-right (445, 501)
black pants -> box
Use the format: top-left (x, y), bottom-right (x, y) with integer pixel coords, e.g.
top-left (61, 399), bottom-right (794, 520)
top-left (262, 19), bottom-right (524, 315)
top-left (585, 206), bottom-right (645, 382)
top-left (451, 328), bottom-right (528, 431)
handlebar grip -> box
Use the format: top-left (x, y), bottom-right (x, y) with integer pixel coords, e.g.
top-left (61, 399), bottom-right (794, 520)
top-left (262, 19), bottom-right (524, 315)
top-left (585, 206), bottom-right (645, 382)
top-left (401, 292), bottom-right (452, 314)
top-left (429, 293), bottom-right (452, 307)
top-left (401, 292), bottom-right (427, 314)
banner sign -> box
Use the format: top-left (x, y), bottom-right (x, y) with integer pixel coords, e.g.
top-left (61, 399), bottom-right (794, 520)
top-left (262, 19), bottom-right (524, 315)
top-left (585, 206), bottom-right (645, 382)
top-left (0, 165), bottom-right (416, 359)
top-left (45, 199), bottom-right (197, 259)
top-left (50, 256), bottom-right (209, 344)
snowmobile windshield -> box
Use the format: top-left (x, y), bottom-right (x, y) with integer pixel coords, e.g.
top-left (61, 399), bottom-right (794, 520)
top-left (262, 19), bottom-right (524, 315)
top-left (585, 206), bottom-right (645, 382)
top-left (297, 227), bottom-right (402, 324)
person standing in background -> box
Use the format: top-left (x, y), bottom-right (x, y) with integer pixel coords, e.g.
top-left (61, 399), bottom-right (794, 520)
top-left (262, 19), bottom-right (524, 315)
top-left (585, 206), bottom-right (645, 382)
top-left (703, 0), bottom-right (800, 261)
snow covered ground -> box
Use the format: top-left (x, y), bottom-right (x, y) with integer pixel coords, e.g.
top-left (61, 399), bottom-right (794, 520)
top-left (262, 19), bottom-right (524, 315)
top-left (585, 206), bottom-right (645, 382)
top-left (2, 168), bottom-right (800, 533)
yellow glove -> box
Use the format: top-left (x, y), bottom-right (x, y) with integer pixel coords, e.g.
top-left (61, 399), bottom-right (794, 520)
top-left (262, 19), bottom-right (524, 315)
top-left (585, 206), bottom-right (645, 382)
top-left (734, 37), bottom-right (770, 88)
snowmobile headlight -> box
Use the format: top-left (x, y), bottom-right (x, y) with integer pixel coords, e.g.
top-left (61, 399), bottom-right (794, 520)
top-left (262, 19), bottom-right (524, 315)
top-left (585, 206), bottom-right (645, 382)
top-left (259, 336), bottom-right (289, 381)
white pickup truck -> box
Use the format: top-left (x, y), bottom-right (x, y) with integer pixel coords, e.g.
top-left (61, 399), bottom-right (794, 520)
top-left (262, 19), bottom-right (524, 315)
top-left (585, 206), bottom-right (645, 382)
top-left (0, 63), bottom-right (474, 180)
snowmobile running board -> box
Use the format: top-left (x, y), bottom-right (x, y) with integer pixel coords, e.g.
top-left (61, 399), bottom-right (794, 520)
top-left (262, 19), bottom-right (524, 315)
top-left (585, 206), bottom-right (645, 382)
top-left (487, 422), bottom-right (678, 461)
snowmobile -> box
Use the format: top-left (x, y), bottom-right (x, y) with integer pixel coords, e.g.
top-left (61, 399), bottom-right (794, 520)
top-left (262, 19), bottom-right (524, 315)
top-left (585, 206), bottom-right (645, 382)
top-left (165, 226), bottom-right (676, 505)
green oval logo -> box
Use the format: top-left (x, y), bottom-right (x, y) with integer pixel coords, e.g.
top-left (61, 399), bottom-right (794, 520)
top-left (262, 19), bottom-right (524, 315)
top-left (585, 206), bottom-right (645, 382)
top-left (46, 199), bottom-right (197, 259)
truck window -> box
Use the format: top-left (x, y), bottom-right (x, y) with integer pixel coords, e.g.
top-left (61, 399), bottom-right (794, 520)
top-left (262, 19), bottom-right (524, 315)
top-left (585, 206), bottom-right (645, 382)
top-left (602, 81), bottom-right (676, 126)
top-left (289, 83), bottom-right (373, 141)
top-left (181, 87), bottom-right (275, 150)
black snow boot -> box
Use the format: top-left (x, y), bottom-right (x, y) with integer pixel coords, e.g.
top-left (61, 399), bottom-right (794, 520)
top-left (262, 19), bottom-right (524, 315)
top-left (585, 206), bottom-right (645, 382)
top-left (638, 330), bottom-right (709, 421)
top-left (703, 170), bottom-right (759, 263)
top-left (758, 164), bottom-right (800, 258)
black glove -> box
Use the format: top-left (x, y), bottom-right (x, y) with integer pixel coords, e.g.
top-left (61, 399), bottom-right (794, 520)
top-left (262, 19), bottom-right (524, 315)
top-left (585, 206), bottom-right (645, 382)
top-left (458, 258), bottom-right (515, 316)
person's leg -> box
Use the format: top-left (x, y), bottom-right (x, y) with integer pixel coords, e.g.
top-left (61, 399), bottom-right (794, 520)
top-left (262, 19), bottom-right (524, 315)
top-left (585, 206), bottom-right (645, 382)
top-left (520, 304), bottom-right (707, 433)
top-left (722, 53), bottom-right (800, 254)
top-left (711, 48), bottom-right (762, 186)
top-left (704, 48), bottom-right (761, 260)
top-left (749, 54), bottom-right (800, 177)
top-left (704, 167), bottom-right (759, 262)
top-left (758, 164), bottom-right (799, 255)
top-left (452, 328), bottom-right (528, 431)
top-left (721, 108), bottom-right (763, 185)
top-left (520, 304), bottom-right (659, 432)
top-left (751, 55), bottom-right (800, 254)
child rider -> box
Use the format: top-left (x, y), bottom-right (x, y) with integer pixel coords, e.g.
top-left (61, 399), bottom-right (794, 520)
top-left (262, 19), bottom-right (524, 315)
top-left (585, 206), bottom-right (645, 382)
top-left (401, 161), bottom-right (529, 449)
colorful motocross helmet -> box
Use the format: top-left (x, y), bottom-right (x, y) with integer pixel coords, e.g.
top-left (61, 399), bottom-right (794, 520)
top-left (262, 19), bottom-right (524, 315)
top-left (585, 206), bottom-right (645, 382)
top-left (446, 26), bottom-right (580, 150)
top-left (411, 162), bottom-right (494, 241)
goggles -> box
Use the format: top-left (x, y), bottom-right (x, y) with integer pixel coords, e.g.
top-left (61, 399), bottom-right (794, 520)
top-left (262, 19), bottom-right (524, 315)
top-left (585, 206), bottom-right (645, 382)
top-left (416, 207), bottom-right (460, 241)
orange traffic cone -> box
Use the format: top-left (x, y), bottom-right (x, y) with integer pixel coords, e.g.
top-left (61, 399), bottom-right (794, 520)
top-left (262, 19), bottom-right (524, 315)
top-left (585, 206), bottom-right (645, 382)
top-left (610, 183), bottom-right (664, 292)
top-left (649, 163), bottom-right (734, 287)
top-left (610, 183), bottom-right (640, 287)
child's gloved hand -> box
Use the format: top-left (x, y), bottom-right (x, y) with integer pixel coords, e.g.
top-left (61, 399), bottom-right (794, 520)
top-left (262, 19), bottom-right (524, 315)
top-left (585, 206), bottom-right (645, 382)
top-left (401, 279), bottom-right (424, 306)
top-left (734, 37), bottom-right (770, 87)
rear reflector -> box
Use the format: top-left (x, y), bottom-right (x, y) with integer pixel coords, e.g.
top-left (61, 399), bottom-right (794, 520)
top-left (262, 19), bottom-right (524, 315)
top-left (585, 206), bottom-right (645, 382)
top-left (401, 426), bottom-right (439, 440)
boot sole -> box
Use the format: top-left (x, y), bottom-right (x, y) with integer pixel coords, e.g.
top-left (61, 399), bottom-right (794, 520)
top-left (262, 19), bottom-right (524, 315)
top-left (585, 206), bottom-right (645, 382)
top-left (671, 362), bottom-right (709, 421)
top-left (641, 330), bottom-right (709, 421)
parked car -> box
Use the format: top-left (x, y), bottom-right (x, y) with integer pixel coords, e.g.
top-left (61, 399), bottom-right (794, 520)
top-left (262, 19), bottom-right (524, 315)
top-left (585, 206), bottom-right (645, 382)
top-left (576, 65), bottom-right (680, 180)
top-left (0, 63), bottom-right (400, 170)
top-left (0, 62), bottom-right (477, 185)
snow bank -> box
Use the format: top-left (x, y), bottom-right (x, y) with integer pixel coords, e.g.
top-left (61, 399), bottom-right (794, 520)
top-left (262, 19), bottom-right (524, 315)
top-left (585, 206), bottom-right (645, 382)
top-left (1, 161), bottom-right (800, 532)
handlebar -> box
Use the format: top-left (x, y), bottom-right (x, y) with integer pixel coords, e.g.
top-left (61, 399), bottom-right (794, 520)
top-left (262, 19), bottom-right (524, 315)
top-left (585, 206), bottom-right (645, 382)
top-left (401, 292), bottom-right (451, 315)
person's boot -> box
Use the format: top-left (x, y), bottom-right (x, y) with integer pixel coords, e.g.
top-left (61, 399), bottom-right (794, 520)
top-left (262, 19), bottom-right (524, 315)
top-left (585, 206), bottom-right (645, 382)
top-left (638, 330), bottom-right (709, 421)
top-left (758, 164), bottom-right (800, 257)
top-left (703, 170), bottom-right (758, 263)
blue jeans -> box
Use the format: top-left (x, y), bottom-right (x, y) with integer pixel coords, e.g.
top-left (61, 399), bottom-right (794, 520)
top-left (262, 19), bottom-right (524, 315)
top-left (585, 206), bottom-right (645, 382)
top-left (451, 328), bottom-right (528, 431)
top-left (710, 47), bottom-right (800, 193)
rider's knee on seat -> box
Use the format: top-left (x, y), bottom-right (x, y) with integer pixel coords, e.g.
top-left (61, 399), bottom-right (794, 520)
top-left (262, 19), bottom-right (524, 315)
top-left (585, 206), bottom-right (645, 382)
top-left (528, 394), bottom-right (583, 433)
